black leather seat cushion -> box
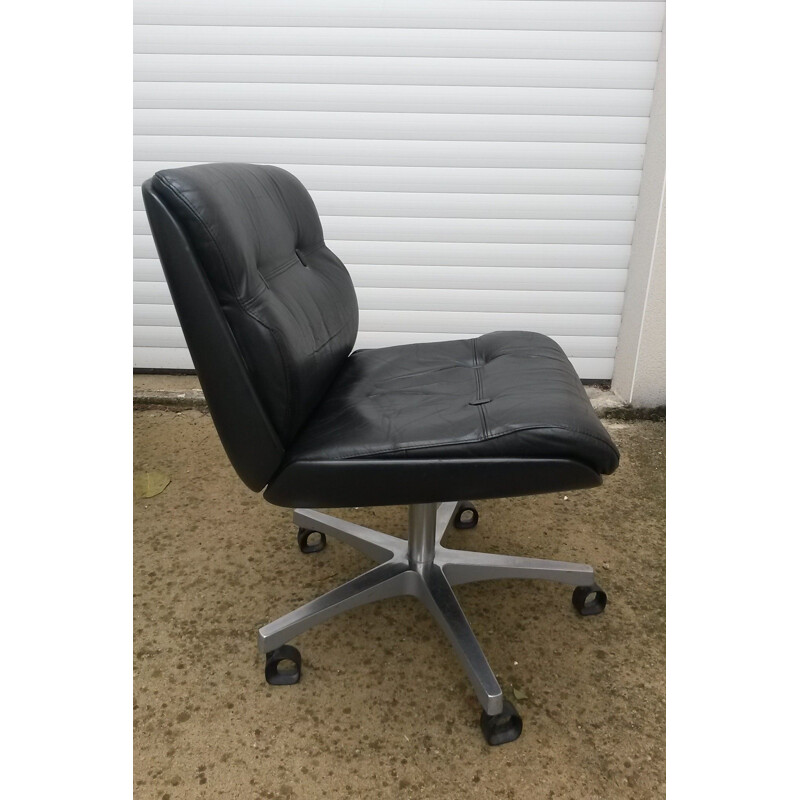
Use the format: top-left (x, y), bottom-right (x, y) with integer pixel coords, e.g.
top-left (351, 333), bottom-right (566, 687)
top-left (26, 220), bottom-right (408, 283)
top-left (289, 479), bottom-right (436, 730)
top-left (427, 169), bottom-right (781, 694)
top-left (265, 332), bottom-right (619, 507)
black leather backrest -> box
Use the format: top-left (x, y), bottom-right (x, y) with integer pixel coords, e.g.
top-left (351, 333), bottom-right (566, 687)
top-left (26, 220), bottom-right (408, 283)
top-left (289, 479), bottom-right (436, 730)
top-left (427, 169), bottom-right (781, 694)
top-left (142, 163), bottom-right (359, 489)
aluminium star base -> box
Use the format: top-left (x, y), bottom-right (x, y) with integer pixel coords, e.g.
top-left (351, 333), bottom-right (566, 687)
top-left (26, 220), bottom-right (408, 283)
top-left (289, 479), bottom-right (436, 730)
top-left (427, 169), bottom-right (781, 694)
top-left (257, 501), bottom-right (606, 745)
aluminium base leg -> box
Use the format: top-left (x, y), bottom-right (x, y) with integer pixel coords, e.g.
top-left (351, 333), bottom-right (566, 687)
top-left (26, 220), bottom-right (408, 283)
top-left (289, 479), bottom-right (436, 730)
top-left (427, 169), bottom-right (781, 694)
top-left (258, 502), bottom-right (603, 724)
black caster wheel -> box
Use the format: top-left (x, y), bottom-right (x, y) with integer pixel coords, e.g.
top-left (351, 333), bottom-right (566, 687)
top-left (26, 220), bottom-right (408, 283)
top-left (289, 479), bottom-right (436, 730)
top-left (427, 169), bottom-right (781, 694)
top-left (297, 527), bottom-right (326, 553)
top-left (265, 644), bottom-right (302, 685)
top-left (454, 501), bottom-right (479, 530)
top-left (572, 585), bottom-right (608, 616)
top-left (480, 699), bottom-right (523, 746)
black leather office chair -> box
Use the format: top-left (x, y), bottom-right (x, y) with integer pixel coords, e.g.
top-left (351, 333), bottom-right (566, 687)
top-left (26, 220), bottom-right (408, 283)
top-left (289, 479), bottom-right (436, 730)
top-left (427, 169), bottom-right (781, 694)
top-left (142, 163), bottom-right (619, 746)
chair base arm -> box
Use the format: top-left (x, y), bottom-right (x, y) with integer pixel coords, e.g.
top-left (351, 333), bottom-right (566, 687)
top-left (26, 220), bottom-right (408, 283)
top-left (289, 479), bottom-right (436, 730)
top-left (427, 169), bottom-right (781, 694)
top-left (257, 502), bottom-right (599, 719)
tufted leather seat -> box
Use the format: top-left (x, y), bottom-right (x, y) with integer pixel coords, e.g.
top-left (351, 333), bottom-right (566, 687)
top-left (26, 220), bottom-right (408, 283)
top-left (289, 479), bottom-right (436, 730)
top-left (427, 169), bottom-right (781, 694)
top-left (142, 163), bottom-right (618, 507)
top-left (266, 331), bottom-right (618, 507)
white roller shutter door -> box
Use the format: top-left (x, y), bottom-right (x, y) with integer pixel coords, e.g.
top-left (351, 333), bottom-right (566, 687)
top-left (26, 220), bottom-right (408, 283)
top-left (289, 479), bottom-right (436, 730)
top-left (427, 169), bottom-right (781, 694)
top-left (133, 0), bottom-right (665, 379)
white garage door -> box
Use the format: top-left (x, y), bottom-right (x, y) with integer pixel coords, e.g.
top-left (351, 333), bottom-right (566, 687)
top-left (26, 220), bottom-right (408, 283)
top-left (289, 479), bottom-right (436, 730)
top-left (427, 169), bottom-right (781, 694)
top-left (133, 0), bottom-right (665, 379)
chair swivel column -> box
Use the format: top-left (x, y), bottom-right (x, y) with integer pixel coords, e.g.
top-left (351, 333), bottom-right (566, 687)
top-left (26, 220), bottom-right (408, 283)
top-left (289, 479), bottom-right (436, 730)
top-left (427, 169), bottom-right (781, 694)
top-left (408, 503), bottom-right (438, 565)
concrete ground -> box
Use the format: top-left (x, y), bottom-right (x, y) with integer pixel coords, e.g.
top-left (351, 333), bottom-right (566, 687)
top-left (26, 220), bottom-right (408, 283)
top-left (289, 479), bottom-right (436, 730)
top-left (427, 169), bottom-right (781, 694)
top-left (134, 409), bottom-right (665, 800)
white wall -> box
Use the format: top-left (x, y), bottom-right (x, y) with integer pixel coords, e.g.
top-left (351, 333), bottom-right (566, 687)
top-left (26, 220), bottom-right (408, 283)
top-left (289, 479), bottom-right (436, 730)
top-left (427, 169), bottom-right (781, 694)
top-left (612, 30), bottom-right (665, 407)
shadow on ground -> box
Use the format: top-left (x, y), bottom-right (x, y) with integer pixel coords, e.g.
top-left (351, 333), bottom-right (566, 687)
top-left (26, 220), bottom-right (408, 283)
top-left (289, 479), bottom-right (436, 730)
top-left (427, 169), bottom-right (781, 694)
top-left (134, 410), bottom-right (665, 799)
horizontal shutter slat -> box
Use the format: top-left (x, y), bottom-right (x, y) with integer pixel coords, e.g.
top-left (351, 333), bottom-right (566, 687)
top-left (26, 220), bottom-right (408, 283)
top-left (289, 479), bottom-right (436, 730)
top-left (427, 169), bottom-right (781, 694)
top-left (134, 110), bottom-right (650, 143)
top-left (134, 162), bottom-right (643, 195)
top-left (135, 83), bottom-right (653, 116)
top-left (133, 2), bottom-right (665, 32)
top-left (132, 306), bottom-right (620, 337)
top-left (134, 211), bottom-right (634, 244)
top-left (134, 282), bottom-right (623, 315)
top-left (134, 136), bottom-right (646, 169)
top-left (134, 233), bottom-right (631, 268)
top-left (134, 259), bottom-right (628, 292)
top-left (134, 55), bottom-right (657, 89)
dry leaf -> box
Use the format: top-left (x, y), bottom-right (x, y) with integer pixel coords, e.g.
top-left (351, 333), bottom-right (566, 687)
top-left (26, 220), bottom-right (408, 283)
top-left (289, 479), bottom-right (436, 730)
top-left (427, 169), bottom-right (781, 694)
top-left (512, 686), bottom-right (528, 701)
top-left (134, 471), bottom-right (171, 499)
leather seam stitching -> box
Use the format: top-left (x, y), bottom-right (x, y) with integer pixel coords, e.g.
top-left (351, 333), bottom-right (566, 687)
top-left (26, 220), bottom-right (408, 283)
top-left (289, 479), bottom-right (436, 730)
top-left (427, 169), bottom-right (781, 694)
top-left (471, 339), bottom-right (489, 439)
top-left (290, 423), bottom-right (619, 463)
top-left (254, 241), bottom-right (322, 290)
top-left (256, 256), bottom-right (298, 287)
